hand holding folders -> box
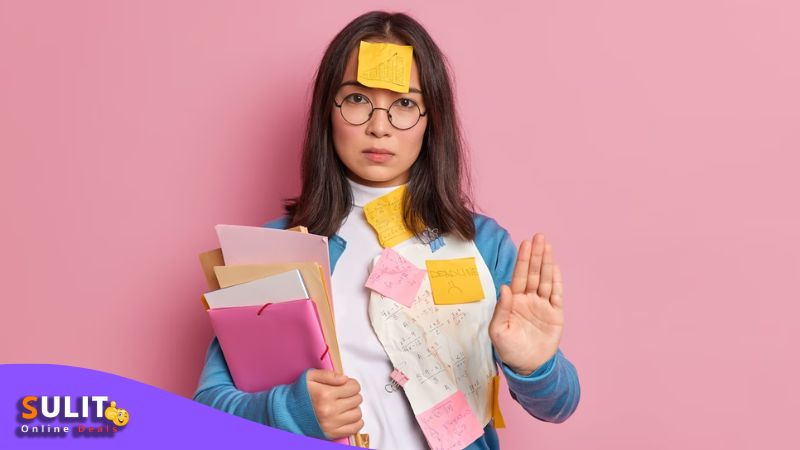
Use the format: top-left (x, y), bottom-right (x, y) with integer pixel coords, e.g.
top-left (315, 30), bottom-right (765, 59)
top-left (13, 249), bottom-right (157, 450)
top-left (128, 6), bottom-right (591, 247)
top-left (306, 369), bottom-right (365, 440)
top-left (198, 224), bottom-right (363, 446)
top-left (198, 225), bottom-right (343, 376)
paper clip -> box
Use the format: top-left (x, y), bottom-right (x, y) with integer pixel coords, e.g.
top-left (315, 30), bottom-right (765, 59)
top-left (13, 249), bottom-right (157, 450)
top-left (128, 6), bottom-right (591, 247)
top-left (420, 227), bottom-right (446, 253)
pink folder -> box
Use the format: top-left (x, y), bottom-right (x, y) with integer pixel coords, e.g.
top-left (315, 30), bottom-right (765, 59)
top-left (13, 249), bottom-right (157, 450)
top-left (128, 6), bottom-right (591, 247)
top-left (208, 299), bottom-right (333, 392)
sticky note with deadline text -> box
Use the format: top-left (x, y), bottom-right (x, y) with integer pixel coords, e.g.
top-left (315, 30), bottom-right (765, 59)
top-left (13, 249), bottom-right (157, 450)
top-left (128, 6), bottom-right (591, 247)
top-left (425, 257), bottom-right (485, 305)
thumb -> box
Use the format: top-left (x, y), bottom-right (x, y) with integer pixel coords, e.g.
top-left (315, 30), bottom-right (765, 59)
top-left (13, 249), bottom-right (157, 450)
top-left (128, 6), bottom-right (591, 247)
top-left (307, 369), bottom-right (348, 386)
top-left (489, 284), bottom-right (513, 332)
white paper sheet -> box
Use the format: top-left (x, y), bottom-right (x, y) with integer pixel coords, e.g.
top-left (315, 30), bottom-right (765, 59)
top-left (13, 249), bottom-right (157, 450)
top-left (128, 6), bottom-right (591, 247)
top-left (367, 237), bottom-right (498, 426)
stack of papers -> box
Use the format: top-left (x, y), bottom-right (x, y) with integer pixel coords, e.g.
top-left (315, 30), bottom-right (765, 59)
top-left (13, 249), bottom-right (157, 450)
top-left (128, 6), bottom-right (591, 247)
top-left (197, 224), bottom-right (344, 392)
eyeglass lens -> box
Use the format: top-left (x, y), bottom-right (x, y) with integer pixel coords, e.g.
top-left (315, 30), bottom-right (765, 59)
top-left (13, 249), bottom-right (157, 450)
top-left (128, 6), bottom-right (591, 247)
top-left (339, 93), bottom-right (422, 130)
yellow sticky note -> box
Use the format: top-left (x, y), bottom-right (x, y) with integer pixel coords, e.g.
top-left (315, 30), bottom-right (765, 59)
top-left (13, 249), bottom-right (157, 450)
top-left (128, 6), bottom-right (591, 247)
top-left (357, 41), bottom-right (414, 93)
top-left (363, 185), bottom-right (414, 248)
top-left (425, 257), bottom-right (485, 304)
top-left (491, 375), bottom-right (506, 428)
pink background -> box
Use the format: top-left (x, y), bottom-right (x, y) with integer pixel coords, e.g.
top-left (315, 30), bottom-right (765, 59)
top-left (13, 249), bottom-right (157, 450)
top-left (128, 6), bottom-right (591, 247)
top-left (2, 1), bottom-right (798, 448)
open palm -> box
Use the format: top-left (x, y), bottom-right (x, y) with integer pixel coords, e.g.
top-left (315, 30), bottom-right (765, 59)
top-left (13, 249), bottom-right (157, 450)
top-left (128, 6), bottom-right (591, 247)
top-left (489, 234), bottom-right (564, 376)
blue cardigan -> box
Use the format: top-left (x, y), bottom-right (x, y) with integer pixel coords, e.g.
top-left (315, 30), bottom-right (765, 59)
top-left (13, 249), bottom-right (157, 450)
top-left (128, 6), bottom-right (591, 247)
top-left (193, 214), bottom-right (581, 448)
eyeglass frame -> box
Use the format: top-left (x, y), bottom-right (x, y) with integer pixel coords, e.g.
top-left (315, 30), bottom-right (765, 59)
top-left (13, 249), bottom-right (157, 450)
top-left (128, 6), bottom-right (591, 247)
top-left (333, 93), bottom-right (428, 131)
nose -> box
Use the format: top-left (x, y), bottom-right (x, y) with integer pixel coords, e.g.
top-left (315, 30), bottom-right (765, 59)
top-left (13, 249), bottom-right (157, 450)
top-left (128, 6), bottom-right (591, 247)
top-left (365, 107), bottom-right (392, 137)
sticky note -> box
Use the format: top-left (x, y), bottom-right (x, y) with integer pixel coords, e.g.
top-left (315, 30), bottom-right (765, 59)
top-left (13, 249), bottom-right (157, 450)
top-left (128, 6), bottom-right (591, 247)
top-left (416, 391), bottom-right (484, 450)
top-left (357, 41), bottom-right (414, 93)
top-left (366, 248), bottom-right (426, 307)
top-left (363, 185), bottom-right (414, 248)
top-left (425, 257), bottom-right (485, 304)
top-left (491, 375), bottom-right (506, 428)
top-left (390, 368), bottom-right (409, 386)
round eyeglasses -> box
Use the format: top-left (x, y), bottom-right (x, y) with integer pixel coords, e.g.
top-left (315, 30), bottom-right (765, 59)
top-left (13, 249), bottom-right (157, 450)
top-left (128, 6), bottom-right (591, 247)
top-left (334, 93), bottom-right (427, 130)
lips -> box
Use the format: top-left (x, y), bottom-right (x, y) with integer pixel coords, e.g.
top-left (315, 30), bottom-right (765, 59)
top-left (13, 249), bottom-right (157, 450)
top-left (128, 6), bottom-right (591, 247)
top-left (362, 148), bottom-right (394, 163)
top-left (363, 148), bottom-right (394, 155)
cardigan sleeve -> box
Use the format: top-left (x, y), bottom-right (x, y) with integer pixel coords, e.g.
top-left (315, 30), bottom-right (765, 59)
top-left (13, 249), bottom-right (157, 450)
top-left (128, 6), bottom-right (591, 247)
top-left (474, 214), bottom-right (581, 423)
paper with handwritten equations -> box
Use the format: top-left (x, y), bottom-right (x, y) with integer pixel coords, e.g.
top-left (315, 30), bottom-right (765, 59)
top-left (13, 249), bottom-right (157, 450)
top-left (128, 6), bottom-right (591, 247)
top-left (367, 237), bottom-right (499, 450)
top-left (365, 248), bottom-right (426, 308)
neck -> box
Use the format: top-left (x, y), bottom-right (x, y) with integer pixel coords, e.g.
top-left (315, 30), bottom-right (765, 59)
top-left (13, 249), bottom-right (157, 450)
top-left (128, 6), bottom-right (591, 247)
top-left (347, 177), bottom-right (406, 207)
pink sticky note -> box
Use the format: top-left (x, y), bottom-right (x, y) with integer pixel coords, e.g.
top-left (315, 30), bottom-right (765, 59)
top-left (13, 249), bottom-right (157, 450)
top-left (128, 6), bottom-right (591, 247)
top-left (390, 368), bottom-right (409, 386)
top-left (416, 391), bottom-right (484, 450)
top-left (365, 248), bottom-right (426, 307)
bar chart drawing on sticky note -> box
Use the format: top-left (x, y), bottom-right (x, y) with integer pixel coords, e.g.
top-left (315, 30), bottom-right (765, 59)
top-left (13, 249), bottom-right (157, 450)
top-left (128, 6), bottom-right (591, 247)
top-left (361, 52), bottom-right (405, 85)
top-left (357, 41), bottom-right (413, 93)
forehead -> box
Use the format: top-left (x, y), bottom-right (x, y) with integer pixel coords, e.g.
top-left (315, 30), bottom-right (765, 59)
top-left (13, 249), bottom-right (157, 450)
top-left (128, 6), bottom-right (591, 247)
top-left (341, 43), bottom-right (422, 90)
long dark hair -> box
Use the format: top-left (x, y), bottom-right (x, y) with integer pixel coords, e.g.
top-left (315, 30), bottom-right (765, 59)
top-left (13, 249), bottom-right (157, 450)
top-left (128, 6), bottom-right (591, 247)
top-left (284, 11), bottom-right (475, 240)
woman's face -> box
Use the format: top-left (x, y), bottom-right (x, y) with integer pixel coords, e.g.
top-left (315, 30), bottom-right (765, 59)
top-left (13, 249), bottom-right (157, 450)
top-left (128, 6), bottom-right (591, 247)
top-left (331, 44), bottom-right (428, 188)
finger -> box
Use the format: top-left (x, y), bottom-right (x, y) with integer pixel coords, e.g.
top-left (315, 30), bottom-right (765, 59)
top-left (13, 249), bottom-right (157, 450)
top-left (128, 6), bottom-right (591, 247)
top-left (328, 406), bottom-right (363, 429)
top-left (308, 369), bottom-right (348, 386)
top-left (334, 378), bottom-right (362, 399)
top-left (526, 234), bottom-right (545, 295)
top-left (329, 418), bottom-right (365, 439)
top-left (551, 263), bottom-right (564, 308)
top-left (537, 242), bottom-right (554, 300)
top-left (335, 393), bottom-right (363, 413)
top-left (510, 240), bottom-right (531, 294)
top-left (489, 285), bottom-right (513, 338)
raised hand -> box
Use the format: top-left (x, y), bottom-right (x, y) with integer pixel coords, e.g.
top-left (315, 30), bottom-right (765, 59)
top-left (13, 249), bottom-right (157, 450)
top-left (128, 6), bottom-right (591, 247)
top-left (489, 233), bottom-right (564, 376)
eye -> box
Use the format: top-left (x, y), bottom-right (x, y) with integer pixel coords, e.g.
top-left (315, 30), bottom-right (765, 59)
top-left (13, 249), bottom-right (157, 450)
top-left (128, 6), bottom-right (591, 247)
top-left (344, 93), bottom-right (369, 104)
top-left (394, 98), bottom-right (418, 109)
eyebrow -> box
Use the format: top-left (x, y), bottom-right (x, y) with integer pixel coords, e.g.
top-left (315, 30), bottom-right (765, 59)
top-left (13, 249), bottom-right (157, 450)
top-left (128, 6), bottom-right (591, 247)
top-left (338, 80), bottom-right (423, 94)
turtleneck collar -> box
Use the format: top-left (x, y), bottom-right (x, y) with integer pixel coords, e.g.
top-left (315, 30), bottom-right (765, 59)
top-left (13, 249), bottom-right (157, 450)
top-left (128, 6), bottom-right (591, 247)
top-left (347, 177), bottom-right (407, 207)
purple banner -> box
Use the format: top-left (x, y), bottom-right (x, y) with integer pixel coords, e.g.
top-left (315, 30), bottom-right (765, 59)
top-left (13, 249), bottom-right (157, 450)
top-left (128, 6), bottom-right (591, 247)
top-left (0, 364), bottom-right (341, 449)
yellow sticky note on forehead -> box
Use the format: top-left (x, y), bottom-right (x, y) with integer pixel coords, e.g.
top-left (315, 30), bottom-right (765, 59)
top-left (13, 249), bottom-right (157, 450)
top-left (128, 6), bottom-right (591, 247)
top-left (357, 41), bottom-right (414, 93)
top-left (426, 257), bottom-right (485, 305)
top-left (363, 185), bottom-right (415, 248)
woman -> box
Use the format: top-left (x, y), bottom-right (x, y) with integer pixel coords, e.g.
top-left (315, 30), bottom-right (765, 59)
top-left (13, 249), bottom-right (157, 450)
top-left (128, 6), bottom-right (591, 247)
top-left (194, 10), bottom-right (580, 450)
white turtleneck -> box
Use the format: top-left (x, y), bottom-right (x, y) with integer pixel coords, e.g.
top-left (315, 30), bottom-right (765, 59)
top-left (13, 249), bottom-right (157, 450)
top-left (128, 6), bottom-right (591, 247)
top-left (332, 177), bottom-right (427, 450)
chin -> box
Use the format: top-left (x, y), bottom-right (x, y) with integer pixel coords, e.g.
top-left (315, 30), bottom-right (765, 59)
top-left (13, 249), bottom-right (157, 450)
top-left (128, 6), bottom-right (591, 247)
top-left (354, 168), bottom-right (395, 181)
top-left (353, 171), bottom-right (407, 187)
